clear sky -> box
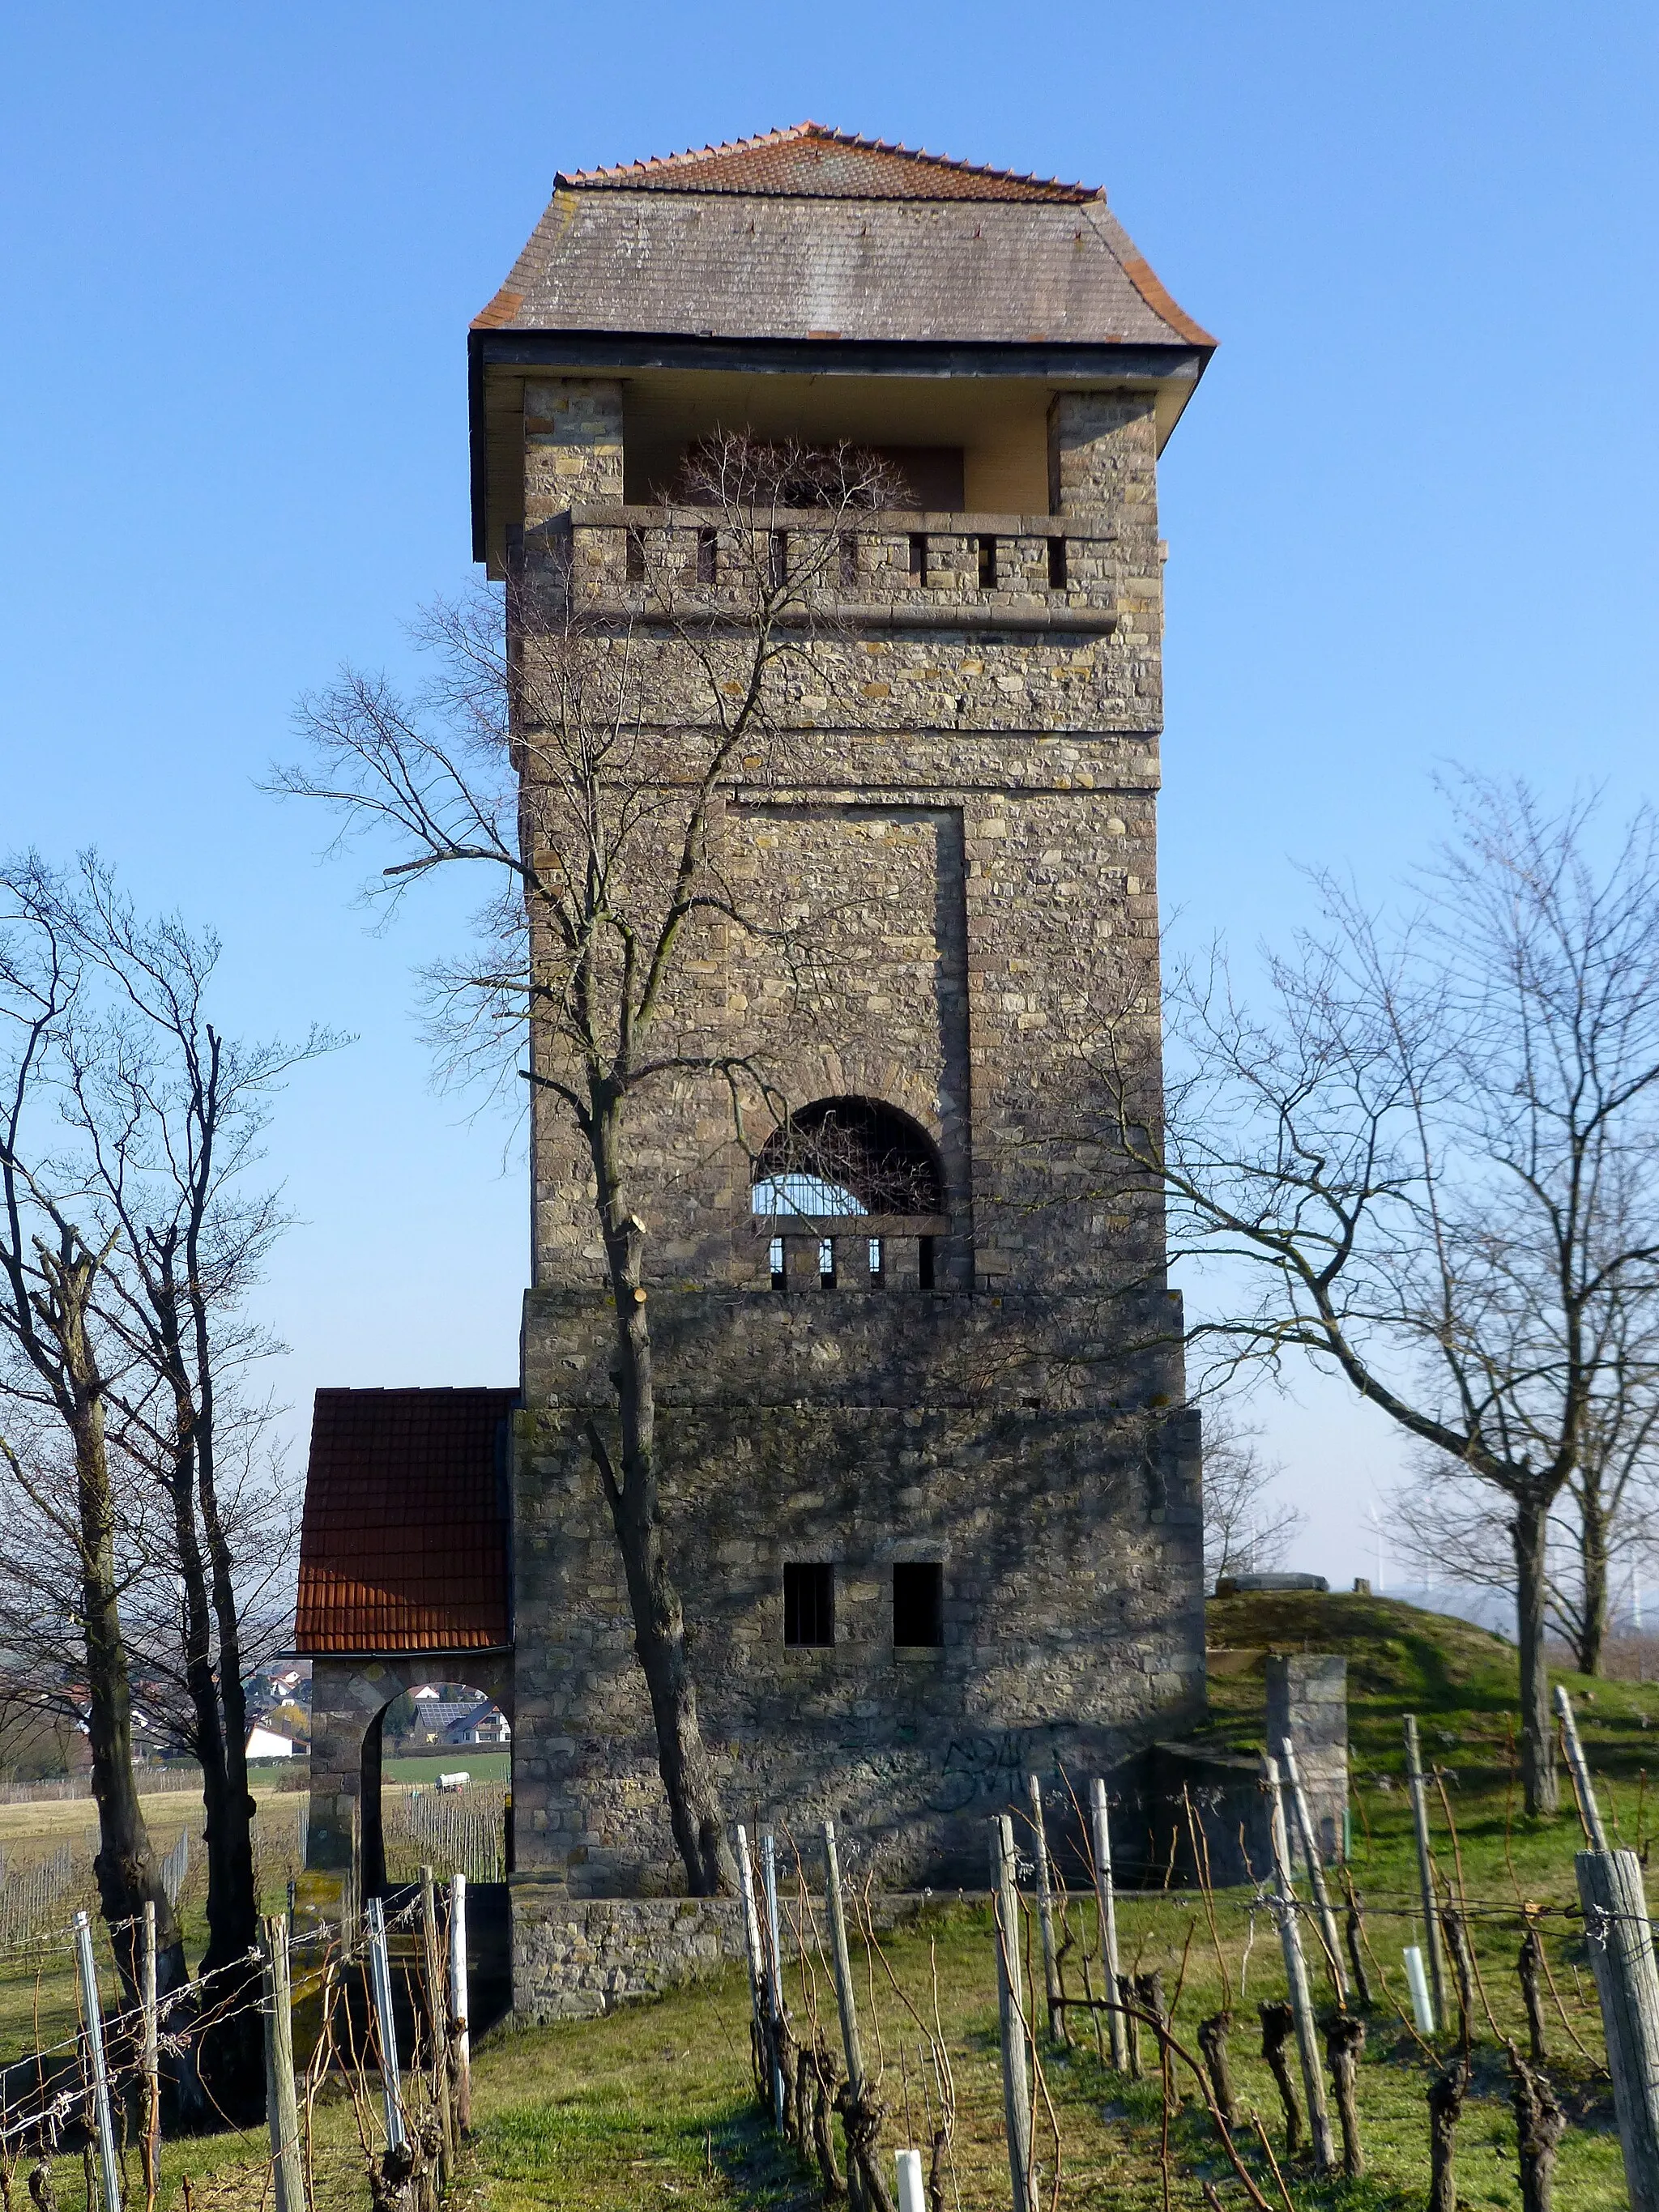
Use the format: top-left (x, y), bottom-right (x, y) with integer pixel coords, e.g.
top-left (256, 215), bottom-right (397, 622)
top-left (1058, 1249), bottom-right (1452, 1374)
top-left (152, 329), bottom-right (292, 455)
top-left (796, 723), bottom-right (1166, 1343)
top-left (2, 4), bottom-right (1654, 1588)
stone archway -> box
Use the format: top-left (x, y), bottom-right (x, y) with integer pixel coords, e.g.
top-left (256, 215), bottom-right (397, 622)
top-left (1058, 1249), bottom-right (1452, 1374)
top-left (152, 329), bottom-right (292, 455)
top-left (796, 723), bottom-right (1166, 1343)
top-left (305, 1652), bottom-right (514, 1899)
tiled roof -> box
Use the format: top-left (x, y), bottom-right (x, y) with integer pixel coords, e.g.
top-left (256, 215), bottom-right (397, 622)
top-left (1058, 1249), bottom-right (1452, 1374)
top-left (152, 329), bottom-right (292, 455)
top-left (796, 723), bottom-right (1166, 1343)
top-left (295, 1389), bottom-right (517, 1656)
top-left (562, 122), bottom-right (1100, 203)
top-left (473, 123), bottom-right (1213, 351)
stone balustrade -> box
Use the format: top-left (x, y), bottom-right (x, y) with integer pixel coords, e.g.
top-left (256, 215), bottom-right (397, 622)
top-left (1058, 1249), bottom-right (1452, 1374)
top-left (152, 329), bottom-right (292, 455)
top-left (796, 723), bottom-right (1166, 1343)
top-left (532, 504), bottom-right (1124, 630)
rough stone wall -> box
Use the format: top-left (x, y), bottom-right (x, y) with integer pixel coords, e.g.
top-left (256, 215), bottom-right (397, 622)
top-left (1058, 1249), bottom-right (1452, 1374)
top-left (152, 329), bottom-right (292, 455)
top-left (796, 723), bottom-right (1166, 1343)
top-left (512, 1292), bottom-right (1203, 1899)
top-left (523, 378), bottom-right (623, 524)
top-left (507, 373), bottom-right (1201, 1955)
top-left (511, 1883), bottom-right (936, 2021)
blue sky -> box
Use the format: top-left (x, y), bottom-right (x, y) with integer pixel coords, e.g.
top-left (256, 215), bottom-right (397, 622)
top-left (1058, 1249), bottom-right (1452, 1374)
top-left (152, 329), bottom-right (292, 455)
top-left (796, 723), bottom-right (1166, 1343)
top-left (2, 4), bottom-right (1654, 1586)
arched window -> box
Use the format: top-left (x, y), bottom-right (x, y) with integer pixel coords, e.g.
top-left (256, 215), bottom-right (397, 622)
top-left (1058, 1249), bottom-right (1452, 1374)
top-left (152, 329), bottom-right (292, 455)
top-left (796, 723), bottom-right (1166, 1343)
top-left (751, 1097), bottom-right (944, 1219)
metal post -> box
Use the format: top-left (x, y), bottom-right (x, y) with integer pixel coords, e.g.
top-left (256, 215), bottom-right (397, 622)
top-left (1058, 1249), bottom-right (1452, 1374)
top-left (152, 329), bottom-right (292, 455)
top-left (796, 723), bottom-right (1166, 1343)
top-left (73, 1911), bottom-right (122, 2212)
top-left (258, 1915), bottom-right (305, 2212)
top-left (1026, 1775), bottom-right (1067, 2045)
top-left (1263, 1757), bottom-right (1337, 2173)
top-left (1403, 1715), bottom-right (1448, 2031)
top-left (1089, 1779), bottom-right (1128, 2070)
top-left (141, 1900), bottom-right (159, 2212)
top-left (1556, 1686), bottom-right (1611, 1849)
top-left (992, 1815), bottom-right (1034, 2212)
top-left (1279, 1737), bottom-right (1348, 2001)
top-left (1578, 1845), bottom-right (1659, 2210)
top-left (761, 1829), bottom-right (787, 2129)
top-left (448, 1873), bottom-right (471, 2136)
top-left (420, 1865), bottom-right (454, 2170)
top-left (364, 1894), bottom-right (407, 2151)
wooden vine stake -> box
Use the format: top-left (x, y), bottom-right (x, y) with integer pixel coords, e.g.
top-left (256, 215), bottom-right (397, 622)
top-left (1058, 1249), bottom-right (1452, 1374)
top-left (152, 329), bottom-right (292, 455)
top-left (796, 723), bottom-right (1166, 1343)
top-left (420, 1865), bottom-right (455, 2176)
top-left (1576, 1845), bottom-right (1659, 2207)
top-left (1556, 1686), bottom-right (1659, 2209)
top-left (1262, 1754), bottom-right (1337, 2172)
top-left (141, 1901), bottom-right (160, 2212)
top-left (1278, 1736), bottom-right (1348, 2001)
top-left (258, 1914), bottom-right (306, 2212)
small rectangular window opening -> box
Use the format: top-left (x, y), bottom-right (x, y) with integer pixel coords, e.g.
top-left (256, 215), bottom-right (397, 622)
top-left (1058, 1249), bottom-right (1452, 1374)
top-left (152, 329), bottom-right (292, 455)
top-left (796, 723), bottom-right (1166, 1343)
top-left (838, 532), bottom-right (859, 588)
top-left (818, 1237), bottom-right (836, 1289)
top-left (1047, 535), bottom-right (1068, 590)
top-left (769, 1235), bottom-right (785, 1291)
top-left (919, 1235), bottom-right (936, 1290)
top-left (978, 535), bottom-right (997, 589)
top-left (697, 526), bottom-right (718, 584)
top-left (908, 532), bottom-right (928, 583)
top-left (625, 527), bottom-right (646, 582)
top-left (868, 1235), bottom-right (885, 1289)
top-left (769, 530), bottom-right (790, 590)
top-left (893, 1562), bottom-right (944, 1647)
top-left (784, 1562), bottom-right (834, 1647)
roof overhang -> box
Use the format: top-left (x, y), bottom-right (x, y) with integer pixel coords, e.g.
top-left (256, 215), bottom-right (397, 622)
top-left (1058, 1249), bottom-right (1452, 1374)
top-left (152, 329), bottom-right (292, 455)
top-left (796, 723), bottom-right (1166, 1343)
top-left (468, 329), bottom-right (1213, 565)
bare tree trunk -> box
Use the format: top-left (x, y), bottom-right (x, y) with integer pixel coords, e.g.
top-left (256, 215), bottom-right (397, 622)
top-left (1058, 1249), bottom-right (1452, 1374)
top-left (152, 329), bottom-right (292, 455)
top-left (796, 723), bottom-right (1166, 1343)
top-left (588, 1096), bottom-right (736, 1897)
top-left (1577, 1489), bottom-right (1610, 1677)
top-left (71, 1398), bottom-right (186, 2005)
top-left (1514, 1496), bottom-right (1559, 1815)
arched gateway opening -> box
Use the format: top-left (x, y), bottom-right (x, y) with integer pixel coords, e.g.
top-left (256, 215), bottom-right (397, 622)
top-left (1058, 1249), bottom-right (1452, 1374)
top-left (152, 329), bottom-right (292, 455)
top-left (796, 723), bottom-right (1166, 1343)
top-left (296, 1387), bottom-right (518, 2034)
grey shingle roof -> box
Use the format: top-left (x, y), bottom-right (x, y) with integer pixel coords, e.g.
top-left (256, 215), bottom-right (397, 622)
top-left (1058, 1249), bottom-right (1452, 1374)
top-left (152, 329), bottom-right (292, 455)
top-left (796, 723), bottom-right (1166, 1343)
top-left (474, 125), bottom-right (1213, 351)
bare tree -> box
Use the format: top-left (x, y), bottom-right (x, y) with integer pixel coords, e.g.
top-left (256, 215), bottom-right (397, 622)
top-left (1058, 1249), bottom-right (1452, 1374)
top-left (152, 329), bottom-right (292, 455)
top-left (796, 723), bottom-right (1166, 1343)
top-left (1388, 1330), bottom-right (1659, 1676)
top-left (1074, 779), bottom-right (1659, 1813)
top-left (0, 856), bottom-right (326, 2088)
top-left (1201, 1404), bottom-right (1304, 1587)
top-left (0, 886), bottom-right (184, 2001)
top-left (275, 436), bottom-right (902, 1894)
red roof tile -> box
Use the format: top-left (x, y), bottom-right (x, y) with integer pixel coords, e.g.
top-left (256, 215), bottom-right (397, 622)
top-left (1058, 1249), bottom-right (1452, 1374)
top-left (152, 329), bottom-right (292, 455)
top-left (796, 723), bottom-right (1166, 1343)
top-left (561, 122), bottom-right (1101, 204)
top-left (295, 1388), bottom-right (517, 1656)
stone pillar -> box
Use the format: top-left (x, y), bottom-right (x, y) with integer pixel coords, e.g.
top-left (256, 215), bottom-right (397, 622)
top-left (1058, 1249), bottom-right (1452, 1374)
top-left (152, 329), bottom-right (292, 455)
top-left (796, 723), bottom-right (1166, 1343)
top-left (1265, 1653), bottom-right (1348, 1863)
top-left (523, 378), bottom-right (625, 526)
top-left (1047, 389), bottom-right (1162, 725)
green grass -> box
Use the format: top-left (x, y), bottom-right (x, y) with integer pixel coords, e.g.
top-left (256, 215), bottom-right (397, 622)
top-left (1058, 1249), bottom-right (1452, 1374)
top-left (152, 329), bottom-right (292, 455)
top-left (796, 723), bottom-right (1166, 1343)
top-left (6, 1593), bottom-right (1652, 2208)
top-left (383, 1750), bottom-right (511, 1784)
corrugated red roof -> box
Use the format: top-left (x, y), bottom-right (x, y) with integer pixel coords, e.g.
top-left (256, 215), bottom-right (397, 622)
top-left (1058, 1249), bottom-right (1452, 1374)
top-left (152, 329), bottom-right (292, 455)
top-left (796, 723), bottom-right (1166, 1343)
top-left (295, 1388), bottom-right (517, 1656)
top-left (561, 122), bottom-right (1101, 203)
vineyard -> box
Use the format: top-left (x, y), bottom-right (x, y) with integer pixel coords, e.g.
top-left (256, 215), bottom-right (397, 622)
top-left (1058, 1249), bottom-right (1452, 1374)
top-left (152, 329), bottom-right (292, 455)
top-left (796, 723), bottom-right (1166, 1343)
top-left (0, 1593), bottom-right (1652, 2208)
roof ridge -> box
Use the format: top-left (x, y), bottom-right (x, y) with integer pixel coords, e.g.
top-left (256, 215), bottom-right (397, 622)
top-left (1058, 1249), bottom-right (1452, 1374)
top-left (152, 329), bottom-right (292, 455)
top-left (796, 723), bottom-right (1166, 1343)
top-left (558, 121), bottom-right (1102, 202)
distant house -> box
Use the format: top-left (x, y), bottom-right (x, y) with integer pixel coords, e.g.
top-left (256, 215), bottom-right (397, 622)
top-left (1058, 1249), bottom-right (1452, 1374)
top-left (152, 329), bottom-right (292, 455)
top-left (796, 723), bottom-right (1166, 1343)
top-left (246, 1725), bottom-right (296, 1760)
top-left (444, 1703), bottom-right (510, 1747)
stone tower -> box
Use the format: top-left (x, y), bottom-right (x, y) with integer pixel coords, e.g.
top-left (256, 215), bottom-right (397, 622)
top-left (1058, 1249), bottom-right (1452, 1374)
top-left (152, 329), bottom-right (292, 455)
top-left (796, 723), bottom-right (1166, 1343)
top-left (467, 123), bottom-right (1215, 1997)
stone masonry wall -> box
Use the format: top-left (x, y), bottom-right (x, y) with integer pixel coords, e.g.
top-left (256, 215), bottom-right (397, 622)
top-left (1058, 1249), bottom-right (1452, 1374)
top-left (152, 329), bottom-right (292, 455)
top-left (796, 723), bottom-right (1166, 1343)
top-left (511, 1883), bottom-right (937, 2021)
top-left (511, 1291), bottom-right (1203, 1899)
top-left (507, 373), bottom-right (1201, 1945)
